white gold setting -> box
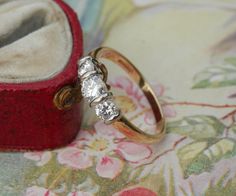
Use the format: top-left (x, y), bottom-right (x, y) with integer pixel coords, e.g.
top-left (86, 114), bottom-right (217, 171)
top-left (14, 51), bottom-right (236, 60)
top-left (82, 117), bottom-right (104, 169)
top-left (78, 56), bottom-right (102, 79)
top-left (81, 74), bottom-right (108, 103)
top-left (95, 99), bottom-right (120, 123)
top-left (78, 56), bottom-right (121, 124)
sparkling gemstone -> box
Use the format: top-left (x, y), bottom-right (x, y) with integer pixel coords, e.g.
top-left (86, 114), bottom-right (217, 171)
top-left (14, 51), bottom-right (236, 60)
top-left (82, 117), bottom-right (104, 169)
top-left (78, 57), bottom-right (95, 77)
top-left (95, 99), bottom-right (120, 122)
top-left (81, 75), bottom-right (108, 103)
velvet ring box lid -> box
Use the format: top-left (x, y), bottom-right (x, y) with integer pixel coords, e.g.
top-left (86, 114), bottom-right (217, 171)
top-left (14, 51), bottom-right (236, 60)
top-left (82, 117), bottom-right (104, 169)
top-left (0, 0), bottom-right (83, 151)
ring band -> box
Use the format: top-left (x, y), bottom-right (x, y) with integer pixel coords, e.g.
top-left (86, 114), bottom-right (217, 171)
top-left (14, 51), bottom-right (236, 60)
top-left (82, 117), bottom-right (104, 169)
top-left (78, 47), bottom-right (165, 144)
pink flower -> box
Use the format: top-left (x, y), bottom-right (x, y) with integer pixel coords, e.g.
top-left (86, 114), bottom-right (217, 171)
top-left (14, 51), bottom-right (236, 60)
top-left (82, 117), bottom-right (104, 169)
top-left (24, 152), bottom-right (52, 166)
top-left (144, 105), bottom-right (176, 125)
top-left (114, 187), bottom-right (157, 196)
top-left (110, 76), bottom-right (147, 108)
top-left (96, 156), bottom-right (124, 179)
top-left (57, 147), bottom-right (93, 169)
top-left (67, 191), bottom-right (93, 196)
top-left (65, 121), bottom-right (152, 179)
top-left (110, 76), bottom-right (176, 124)
top-left (115, 141), bottom-right (152, 163)
top-left (25, 186), bottom-right (56, 196)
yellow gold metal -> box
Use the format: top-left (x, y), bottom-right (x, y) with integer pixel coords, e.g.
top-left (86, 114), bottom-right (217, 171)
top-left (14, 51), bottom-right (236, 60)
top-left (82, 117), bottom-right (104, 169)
top-left (54, 84), bottom-right (82, 110)
top-left (98, 62), bottom-right (108, 82)
top-left (89, 47), bottom-right (166, 144)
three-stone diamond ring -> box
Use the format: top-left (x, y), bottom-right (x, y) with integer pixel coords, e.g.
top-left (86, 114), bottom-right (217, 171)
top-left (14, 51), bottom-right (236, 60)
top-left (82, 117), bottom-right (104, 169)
top-left (78, 47), bottom-right (165, 144)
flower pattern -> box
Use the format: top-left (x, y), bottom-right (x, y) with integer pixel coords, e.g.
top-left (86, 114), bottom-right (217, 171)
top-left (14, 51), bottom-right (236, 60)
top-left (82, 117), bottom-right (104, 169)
top-left (25, 187), bottom-right (93, 196)
top-left (24, 152), bottom-right (52, 166)
top-left (114, 187), bottom-right (157, 196)
top-left (67, 191), bottom-right (93, 196)
top-left (57, 147), bottom-right (93, 169)
top-left (25, 186), bottom-right (56, 196)
top-left (110, 76), bottom-right (176, 126)
top-left (58, 121), bottom-right (152, 179)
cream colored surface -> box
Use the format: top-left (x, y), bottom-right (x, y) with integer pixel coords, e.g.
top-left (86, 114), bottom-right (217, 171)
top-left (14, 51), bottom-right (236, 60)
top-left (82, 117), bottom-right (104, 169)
top-left (104, 5), bottom-right (236, 118)
top-left (0, 0), bottom-right (72, 83)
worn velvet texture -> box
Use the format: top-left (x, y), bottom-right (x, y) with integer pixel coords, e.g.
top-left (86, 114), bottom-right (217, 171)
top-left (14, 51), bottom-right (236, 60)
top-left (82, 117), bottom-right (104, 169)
top-left (0, 0), bottom-right (83, 150)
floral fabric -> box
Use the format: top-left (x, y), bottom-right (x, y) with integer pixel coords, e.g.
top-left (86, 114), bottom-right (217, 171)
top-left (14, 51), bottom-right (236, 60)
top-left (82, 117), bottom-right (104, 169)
top-left (1, 0), bottom-right (236, 195)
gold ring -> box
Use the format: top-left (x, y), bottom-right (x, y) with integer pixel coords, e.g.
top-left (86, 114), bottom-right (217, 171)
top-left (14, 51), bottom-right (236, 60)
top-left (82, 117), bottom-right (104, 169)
top-left (78, 47), bottom-right (165, 144)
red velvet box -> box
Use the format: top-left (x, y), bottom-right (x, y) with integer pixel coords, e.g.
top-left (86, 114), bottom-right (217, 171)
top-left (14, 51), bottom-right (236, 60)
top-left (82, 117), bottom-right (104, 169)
top-left (0, 0), bottom-right (83, 151)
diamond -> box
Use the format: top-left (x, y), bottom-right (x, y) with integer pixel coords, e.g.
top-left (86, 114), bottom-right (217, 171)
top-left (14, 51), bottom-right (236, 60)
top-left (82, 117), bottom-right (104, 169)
top-left (95, 99), bottom-right (120, 123)
top-left (78, 57), bottom-right (96, 77)
top-left (81, 75), bottom-right (108, 103)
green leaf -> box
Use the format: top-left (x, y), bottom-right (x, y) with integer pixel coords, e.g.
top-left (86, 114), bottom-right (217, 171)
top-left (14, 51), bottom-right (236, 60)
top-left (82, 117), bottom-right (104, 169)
top-left (193, 77), bottom-right (236, 88)
top-left (177, 141), bottom-right (211, 178)
top-left (138, 170), bottom-right (167, 196)
top-left (192, 57), bottom-right (236, 88)
top-left (178, 141), bottom-right (208, 163)
top-left (229, 124), bottom-right (236, 134)
top-left (184, 154), bottom-right (212, 178)
top-left (178, 138), bottom-right (236, 178)
top-left (205, 172), bottom-right (236, 196)
top-left (225, 57), bottom-right (236, 66)
top-left (167, 115), bottom-right (225, 140)
top-left (203, 138), bottom-right (236, 160)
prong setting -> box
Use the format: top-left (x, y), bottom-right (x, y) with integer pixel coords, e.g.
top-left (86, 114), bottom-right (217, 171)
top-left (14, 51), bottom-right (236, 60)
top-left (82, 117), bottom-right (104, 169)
top-left (95, 99), bottom-right (121, 124)
top-left (90, 92), bottom-right (113, 107)
top-left (81, 74), bottom-right (108, 103)
top-left (78, 56), bottom-right (121, 123)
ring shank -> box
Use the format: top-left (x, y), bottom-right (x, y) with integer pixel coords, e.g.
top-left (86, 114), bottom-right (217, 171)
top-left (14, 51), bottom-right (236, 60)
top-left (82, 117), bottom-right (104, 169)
top-left (89, 47), bottom-right (165, 143)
